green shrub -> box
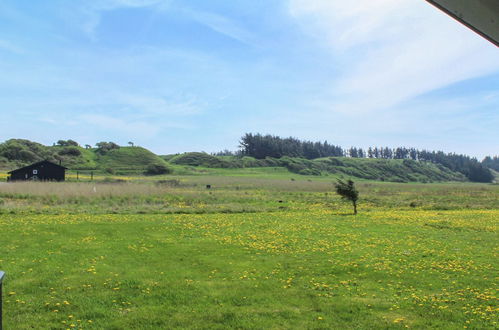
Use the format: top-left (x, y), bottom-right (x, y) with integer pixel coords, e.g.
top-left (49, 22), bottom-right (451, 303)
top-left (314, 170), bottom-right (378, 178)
top-left (19, 150), bottom-right (39, 162)
top-left (58, 147), bottom-right (82, 156)
top-left (241, 156), bottom-right (259, 167)
top-left (298, 168), bottom-right (321, 176)
top-left (145, 163), bottom-right (172, 175)
top-left (170, 152), bottom-right (237, 168)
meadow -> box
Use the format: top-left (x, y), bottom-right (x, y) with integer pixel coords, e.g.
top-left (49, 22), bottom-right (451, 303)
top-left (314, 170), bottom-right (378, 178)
top-left (0, 172), bottom-right (497, 329)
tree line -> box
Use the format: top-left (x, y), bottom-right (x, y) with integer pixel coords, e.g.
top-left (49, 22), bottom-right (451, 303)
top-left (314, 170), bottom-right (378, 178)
top-left (238, 133), bottom-right (495, 182)
top-left (482, 156), bottom-right (499, 171)
top-left (239, 133), bottom-right (344, 159)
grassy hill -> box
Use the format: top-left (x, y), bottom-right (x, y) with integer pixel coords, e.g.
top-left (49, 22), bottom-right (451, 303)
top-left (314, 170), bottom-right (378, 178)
top-left (95, 147), bottom-right (168, 173)
top-left (0, 140), bottom-right (168, 175)
top-left (52, 146), bottom-right (98, 169)
top-left (0, 140), bottom-right (473, 182)
top-left (168, 152), bottom-right (239, 168)
top-left (168, 152), bottom-right (465, 183)
top-left (313, 157), bottom-right (465, 182)
top-left (0, 139), bottom-right (97, 170)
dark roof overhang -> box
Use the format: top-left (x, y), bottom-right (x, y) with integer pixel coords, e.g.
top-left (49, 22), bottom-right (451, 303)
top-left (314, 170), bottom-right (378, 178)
top-left (426, 0), bottom-right (499, 47)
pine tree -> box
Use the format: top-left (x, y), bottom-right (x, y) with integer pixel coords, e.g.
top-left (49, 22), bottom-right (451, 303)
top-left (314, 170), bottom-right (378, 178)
top-left (334, 179), bottom-right (359, 215)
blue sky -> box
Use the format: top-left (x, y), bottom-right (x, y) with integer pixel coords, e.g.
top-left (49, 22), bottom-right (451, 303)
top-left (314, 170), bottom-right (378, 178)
top-left (0, 0), bottom-right (498, 158)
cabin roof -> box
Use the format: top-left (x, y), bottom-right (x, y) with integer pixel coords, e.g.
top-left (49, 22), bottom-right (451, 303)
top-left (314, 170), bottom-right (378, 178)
top-left (8, 160), bottom-right (68, 174)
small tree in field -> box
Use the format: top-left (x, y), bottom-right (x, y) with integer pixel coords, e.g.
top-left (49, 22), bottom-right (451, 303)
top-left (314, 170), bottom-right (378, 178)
top-left (334, 179), bottom-right (359, 215)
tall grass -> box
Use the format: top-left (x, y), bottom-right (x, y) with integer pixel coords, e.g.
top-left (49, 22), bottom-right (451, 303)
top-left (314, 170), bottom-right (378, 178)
top-left (0, 182), bottom-right (173, 197)
top-left (0, 180), bottom-right (498, 215)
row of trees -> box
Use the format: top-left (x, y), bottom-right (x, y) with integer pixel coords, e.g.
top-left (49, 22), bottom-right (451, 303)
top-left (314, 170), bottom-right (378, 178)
top-left (238, 133), bottom-right (495, 182)
top-left (239, 133), bottom-right (344, 159)
top-left (55, 140), bottom-right (139, 153)
top-left (55, 140), bottom-right (136, 150)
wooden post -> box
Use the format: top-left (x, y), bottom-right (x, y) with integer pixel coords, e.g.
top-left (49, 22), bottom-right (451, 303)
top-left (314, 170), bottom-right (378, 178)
top-left (0, 271), bottom-right (5, 330)
top-left (76, 171), bottom-right (79, 181)
top-left (91, 172), bottom-right (93, 181)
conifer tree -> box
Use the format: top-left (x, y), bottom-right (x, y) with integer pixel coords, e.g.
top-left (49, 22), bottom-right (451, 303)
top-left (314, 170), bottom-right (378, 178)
top-left (334, 179), bottom-right (359, 215)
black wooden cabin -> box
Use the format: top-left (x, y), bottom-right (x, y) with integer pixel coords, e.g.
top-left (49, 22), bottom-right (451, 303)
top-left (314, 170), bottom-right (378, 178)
top-left (7, 160), bottom-right (67, 182)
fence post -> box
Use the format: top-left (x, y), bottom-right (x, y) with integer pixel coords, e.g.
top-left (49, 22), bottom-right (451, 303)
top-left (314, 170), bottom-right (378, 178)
top-left (0, 271), bottom-right (5, 330)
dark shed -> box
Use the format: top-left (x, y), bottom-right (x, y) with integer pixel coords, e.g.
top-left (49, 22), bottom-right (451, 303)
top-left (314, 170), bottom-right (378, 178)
top-left (7, 160), bottom-right (67, 182)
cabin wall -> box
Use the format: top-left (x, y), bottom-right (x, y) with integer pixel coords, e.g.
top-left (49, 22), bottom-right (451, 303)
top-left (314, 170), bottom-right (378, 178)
top-left (9, 164), bottom-right (65, 181)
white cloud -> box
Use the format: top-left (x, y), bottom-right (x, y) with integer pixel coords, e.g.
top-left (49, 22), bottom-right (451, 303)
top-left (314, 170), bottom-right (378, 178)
top-left (289, 0), bottom-right (404, 50)
top-left (112, 93), bottom-right (205, 116)
top-left (77, 1), bottom-right (255, 46)
top-left (288, 0), bottom-right (499, 114)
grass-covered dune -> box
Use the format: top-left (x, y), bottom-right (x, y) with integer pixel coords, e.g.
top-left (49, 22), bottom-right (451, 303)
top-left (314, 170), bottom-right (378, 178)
top-left (315, 157), bottom-right (465, 182)
top-left (0, 139), bottom-right (170, 174)
top-left (167, 152), bottom-right (466, 183)
top-left (95, 147), bottom-right (169, 173)
top-left (0, 139), bottom-right (488, 183)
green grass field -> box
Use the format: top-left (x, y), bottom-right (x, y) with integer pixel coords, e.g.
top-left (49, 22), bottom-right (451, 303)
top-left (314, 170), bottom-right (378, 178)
top-left (0, 175), bottom-right (497, 329)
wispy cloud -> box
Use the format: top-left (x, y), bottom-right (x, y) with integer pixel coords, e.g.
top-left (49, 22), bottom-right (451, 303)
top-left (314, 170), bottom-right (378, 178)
top-left (289, 0), bottom-right (403, 50)
top-left (114, 93), bottom-right (204, 116)
top-left (183, 9), bottom-right (256, 46)
top-left (289, 0), bottom-right (499, 114)
top-left (78, 0), bottom-right (170, 39)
